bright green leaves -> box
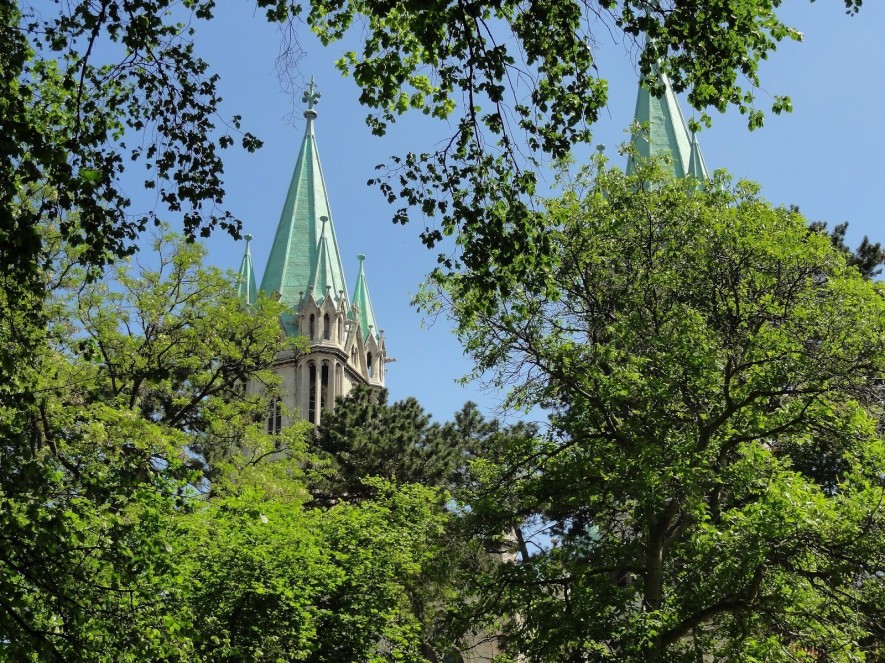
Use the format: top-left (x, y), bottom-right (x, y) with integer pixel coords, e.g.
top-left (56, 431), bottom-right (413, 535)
top-left (446, 166), bottom-right (885, 660)
top-left (267, 0), bottom-right (856, 312)
top-left (179, 479), bottom-right (446, 662)
top-left (0, 232), bottom-right (289, 659)
top-left (1, 230), bottom-right (462, 660)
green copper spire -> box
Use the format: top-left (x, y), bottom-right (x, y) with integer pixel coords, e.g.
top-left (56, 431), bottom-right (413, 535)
top-left (686, 131), bottom-right (708, 181)
top-left (260, 80), bottom-right (348, 309)
top-left (237, 233), bottom-right (258, 306)
top-left (351, 254), bottom-right (379, 341)
top-left (626, 68), bottom-right (693, 178)
top-left (307, 216), bottom-right (341, 304)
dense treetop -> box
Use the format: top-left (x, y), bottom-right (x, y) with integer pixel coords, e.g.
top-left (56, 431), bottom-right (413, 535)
top-left (443, 164), bottom-right (885, 661)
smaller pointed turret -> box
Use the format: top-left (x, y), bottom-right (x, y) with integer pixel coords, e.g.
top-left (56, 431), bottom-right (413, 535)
top-left (686, 131), bottom-right (708, 181)
top-left (351, 254), bottom-right (379, 342)
top-left (307, 216), bottom-right (340, 306)
top-left (237, 234), bottom-right (258, 306)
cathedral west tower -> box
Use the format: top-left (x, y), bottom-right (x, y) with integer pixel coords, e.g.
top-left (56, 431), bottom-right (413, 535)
top-left (238, 80), bottom-right (387, 429)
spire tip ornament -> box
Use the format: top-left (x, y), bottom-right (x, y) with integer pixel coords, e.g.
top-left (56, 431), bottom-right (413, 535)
top-left (302, 77), bottom-right (320, 120)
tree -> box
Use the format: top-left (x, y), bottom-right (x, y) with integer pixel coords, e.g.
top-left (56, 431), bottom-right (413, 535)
top-left (178, 478), bottom-right (449, 663)
top-left (311, 386), bottom-right (485, 502)
top-left (299, 0), bottom-right (862, 304)
top-left (3, 0), bottom-right (864, 325)
top-left (312, 386), bottom-right (543, 661)
top-left (437, 164), bottom-right (885, 661)
top-left (0, 231), bottom-right (292, 659)
top-left (1, 231), bottom-right (461, 661)
top-left (809, 219), bottom-right (885, 280)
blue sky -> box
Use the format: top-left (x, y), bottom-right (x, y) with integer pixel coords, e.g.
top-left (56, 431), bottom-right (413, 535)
top-left (155, 3), bottom-right (883, 423)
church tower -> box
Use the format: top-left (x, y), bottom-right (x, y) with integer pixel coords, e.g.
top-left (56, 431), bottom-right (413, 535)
top-left (626, 67), bottom-right (708, 180)
top-left (237, 80), bottom-right (387, 429)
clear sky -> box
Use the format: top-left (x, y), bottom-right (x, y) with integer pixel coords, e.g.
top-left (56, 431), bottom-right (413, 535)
top-left (152, 2), bottom-right (883, 423)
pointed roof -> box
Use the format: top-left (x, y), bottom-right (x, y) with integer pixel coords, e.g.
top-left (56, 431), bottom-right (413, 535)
top-left (237, 234), bottom-right (258, 306)
top-left (686, 131), bottom-right (708, 181)
top-left (260, 80), bottom-right (348, 308)
top-left (626, 68), bottom-right (696, 178)
top-left (307, 216), bottom-right (342, 304)
top-left (351, 254), bottom-right (379, 341)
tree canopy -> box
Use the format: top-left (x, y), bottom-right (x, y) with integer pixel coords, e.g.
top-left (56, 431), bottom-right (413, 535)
top-left (311, 385), bottom-right (538, 504)
top-left (2, 2), bottom-right (882, 660)
top-left (3, 0), bottom-right (865, 320)
top-left (0, 233), bottom-right (454, 661)
top-left (441, 164), bottom-right (885, 661)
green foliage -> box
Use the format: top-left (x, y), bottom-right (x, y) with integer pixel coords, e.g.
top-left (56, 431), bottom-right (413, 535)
top-left (2, 0), bottom-right (864, 352)
top-left (0, 232), bottom-right (289, 659)
top-left (0, 232), bottom-right (456, 661)
top-left (809, 219), bottom-right (885, 279)
top-left (1, 2), bottom-right (877, 659)
top-left (2, 1), bottom-right (266, 330)
top-left (313, 386), bottom-right (476, 502)
top-left (442, 165), bottom-right (885, 661)
top-left (311, 385), bottom-right (543, 659)
top-left (179, 479), bottom-right (448, 662)
top-left (293, 0), bottom-right (858, 310)
top-left (312, 384), bottom-right (541, 503)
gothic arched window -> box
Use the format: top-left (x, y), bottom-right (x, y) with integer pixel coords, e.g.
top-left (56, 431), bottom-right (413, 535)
top-left (367, 352), bottom-right (373, 378)
top-left (266, 397), bottom-right (282, 435)
top-left (323, 313), bottom-right (330, 340)
top-left (308, 363), bottom-right (317, 424)
top-left (309, 314), bottom-right (315, 340)
top-left (320, 362), bottom-right (330, 410)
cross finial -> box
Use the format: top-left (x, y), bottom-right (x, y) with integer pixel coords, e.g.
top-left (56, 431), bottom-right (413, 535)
top-left (302, 78), bottom-right (320, 119)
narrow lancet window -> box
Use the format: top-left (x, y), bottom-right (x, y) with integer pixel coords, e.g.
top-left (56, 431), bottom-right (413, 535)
top-left (266, 397), bottom-right (282, 435)
top-left (321, 362), bottom-right (329, 410)
top-left (308, 363), bottom-right (317, 424)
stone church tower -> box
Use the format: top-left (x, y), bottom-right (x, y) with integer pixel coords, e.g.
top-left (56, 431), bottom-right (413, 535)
top-left (236, 81), bottom-right (387, 430)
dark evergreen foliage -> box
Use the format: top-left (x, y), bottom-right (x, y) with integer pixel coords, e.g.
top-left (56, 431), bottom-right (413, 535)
top-left (810, 220), bottom-right (885, 279)
top-left (311, 385), bottom-right (540, 505)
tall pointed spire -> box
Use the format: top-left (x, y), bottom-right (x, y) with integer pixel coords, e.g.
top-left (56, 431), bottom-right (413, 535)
top-left (626, 68), bottom-right (696, 178)
top-left (260, 79), bottom-right (348, 312)
top-left (351, 254), bottom-right (379, 341)
top-left (237, 234), bottom-right (258, 306)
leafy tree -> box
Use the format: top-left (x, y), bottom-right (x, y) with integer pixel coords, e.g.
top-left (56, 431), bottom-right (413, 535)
top-left (3, 0), bottom-right (864, 325)
top-left (297, 0), bottom-right (862, 306)
top-left (178, 478), bottom-right (449, 663)
top-left (437, 164), bottom-right (885, 661)
top-left (0, 231), bottom-right (292, 659)
top-left (312, 386), bottom-right (474, 502)
top-left (1, 231), bottom-right (462, 661)
top-left (312, 386), bottom-right (544, 661)
top-left (4, 2), bottom-right (262, 295)
top-left (312, 385), bottom-right (541, 503)
top-left (809, 219), bottom-right (885, 279)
